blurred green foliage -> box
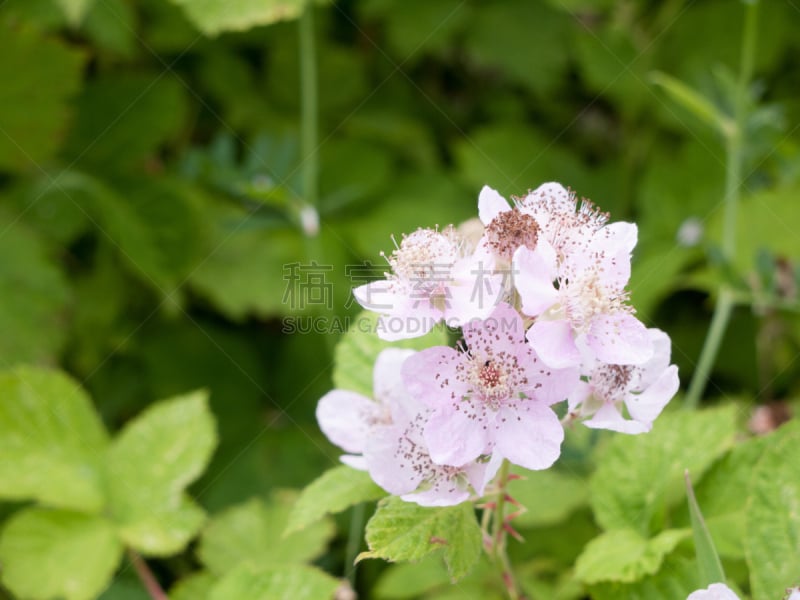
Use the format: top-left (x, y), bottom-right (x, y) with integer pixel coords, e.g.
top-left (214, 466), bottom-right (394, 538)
top-left (0, 0), bottom-right (799, 598)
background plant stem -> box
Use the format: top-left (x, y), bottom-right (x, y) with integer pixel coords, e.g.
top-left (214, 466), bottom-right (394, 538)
top-left (492, 460), bottom-right (522, 600)
top-left (685, 1), bottom-right (758, 408)
top-left (299, 1), bottom-right (318, 212)
top-left (128, 550), bottom-right (168, 600)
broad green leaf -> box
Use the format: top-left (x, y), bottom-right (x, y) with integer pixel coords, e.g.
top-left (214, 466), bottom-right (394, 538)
top-left (589, 553), bottom-right (701, 600)
top-left (0, 367), bottom-right (108, 511)
top-left (0, 26), bottom-right (85, 172)
top-left (167, 0), bottom-right (308, 36)
top-left (590, 405), bottom-right (737, 535)
top-left (208, 564), bottom-right (340, 600)
top-left (106, 391), bottom-right (217, 555)
top-left (0, 216), bottom-right (72, 365)
top-left (745, 420), bottom-right (800, 600)
top-left (650, 72), bottom-right (734, 138)
top-left (575, 528), bottom-right (690, 584)
top-left (333, 311), bottom-right (448, 397)
top-left (0, 508), bottom-right (122, 600)
top-left (63, 74), bottom-right (187, 172)
top-left (170, 572), bottom-right (216, 600)
top-left (688, 434), bottom-right (770, 558)
top-left (508, 468), bottom-right (588, 528)
top-left (55, 0), bottom-right (95, 25)
top-left (358, 497), bottom-right (482, 582)
top-left (463, 0), bottom-right (569, 95)
top-left (685, 471), bottom-right (725, 586)
top-left (198, 495), bottom-right (334, 575)
top-left (286, 465), bottom-right (386, 533)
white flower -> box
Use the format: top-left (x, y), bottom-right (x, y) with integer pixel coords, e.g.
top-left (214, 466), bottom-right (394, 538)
top-left (686, 583), bottom-right (740, 600)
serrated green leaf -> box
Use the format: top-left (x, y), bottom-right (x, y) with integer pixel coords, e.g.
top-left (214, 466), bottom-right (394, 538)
top-left (359, 497), bottom-right (482, 582)
top-left (208, 564), bottom-right (340, 600)
top-left (575, 528), bottom-right (690, 584)
top-left (199, 495), bottom-right (334, 575)
top-left (286, 465), bottom-right (385, 533)
top-left (650, 71), bottom-right (734, 138)
top-left (106, 391), bottom-right (217, 555)
top-left (333, 311), bottom-right (448, 397)
top-left (508, 468), bottom-right (588, 528)
top-left (0, 366), bottom-right (108, 511)
top-left (745, 420), bottom-right (800, 600)
top-left (590, 405), bottom-right (737, 535)
top-left (589, 553), bottom-right (701, 600)
top-left (63, 74), bottom-right (187, 172)
top-left (687, 434), bottom-right (770, 558)
top-left (685, 471), bottom-right (725, 586)
top-left (170, 572), bottom-right (216, 600)
top-left (167, 0), bottom-right (308, 36)
top-left (0, 215), bottom-right (72, 365)
top-left (0, 508), bottom-right (122, 600)
top-left (0, 26), bottom-right (85, 172)
top-left (55, 0), bottom-right (95, 25)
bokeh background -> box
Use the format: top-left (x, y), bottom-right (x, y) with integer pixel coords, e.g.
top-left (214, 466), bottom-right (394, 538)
top-left (1, 0), bottom-right (799, 597)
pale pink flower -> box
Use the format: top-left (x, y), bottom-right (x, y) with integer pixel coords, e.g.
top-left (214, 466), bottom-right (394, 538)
top-left (316, 348), bottom-right (416, 469)
top-left (686, 583), bottom-right (740, 600)
top-left (353, 226), bottom-right (501, 341)
top-left (567, 328), bottom-right (679, 433)
top-left (402, 302), bottom-right (578, 471)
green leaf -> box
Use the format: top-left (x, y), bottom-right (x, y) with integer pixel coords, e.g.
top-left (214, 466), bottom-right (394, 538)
top-left (208, 564), bottom-right (340, 600)
top-left (508, 468), bottom-right (588, 528)
top-left (0, 366), bottom-right (109, 511)
top-left (167, 0), bottom-right (308, 36)
top-left (575, 528), bottom-right (690, 584)
top-left (333, 311), bottom-right (449, 397)
top-left (589, 553), bottom-right (701, 600)
top-left (0, 215), bottom-right (72, 365)
top-left (63, 74), bottom-right (187, 172)
top-left (688, 434), bottom-right (771, 558)
top-left (55, 0), bottom-right (95, 25)
top-left (199, 495), bottom-right (334, 575)
top-left (0, 25), bottom-right (85, 172)
top-left (0, 508), bottom-right (122, 600)
top-left (170, 572), bottom-right (216, 600)
top-left (590, 405), bottom-right (737, 535)
top-left (685, 471), bottom-right (725, 586)
top-left (358, 497), bottom-right (482, 582)
top-left (650, 71), bottom-right (734, 138)
top-left (106, 390), bottom-right (217, 555)
top-left (745, 420), bottom-right (800, 600)
top-left (286, 465), bottom-right (386, 533)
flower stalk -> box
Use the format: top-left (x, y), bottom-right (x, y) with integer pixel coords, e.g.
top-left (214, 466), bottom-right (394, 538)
top-left (685, 0), bottom-right (759, 408)
top-left (128, 549), bottom-right (168, 600)
top-left (489, 460), bottom-right (523, 600)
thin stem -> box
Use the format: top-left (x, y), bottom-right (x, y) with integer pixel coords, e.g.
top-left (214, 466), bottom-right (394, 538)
top-left (345, 503), bottom-right (365, 586)
top-left (491, 460), bottom-right (522, 600)
top-left (128, 550), bottom-right (168, 600)
top-left (685, 2), bottom-right (758, 408)
top-left (299, 2), bottom-right (318, 212)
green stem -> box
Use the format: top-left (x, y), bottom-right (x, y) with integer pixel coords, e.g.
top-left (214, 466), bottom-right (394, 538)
top-left (491, 460), bottom-right (522, 600)
top-left (345, 503), bottom-right (365, 586)
top-left (128, 550), bottom-right (168, 600)
top-left (298, 0), bottom-right (321, 265)
top-left (685, 2), bottom-right (758, 408)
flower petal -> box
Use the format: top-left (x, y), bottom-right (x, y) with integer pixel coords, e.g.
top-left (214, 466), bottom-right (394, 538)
top-left (424, 408), bottom-right (489, 466)
top-left (493, 403), bottom-right (563, 470)
top-left (584, 402), bottom-right (650, 434)
top-left (626, 364), bottom-right (679, 425)
top-left (527, 319), bottom-right (581, 369)
top-left (401, 346), bottom-right (467, 408)
top-left (373, 348), bottom-right (420, 420)
top-left (364, 424), bottom-right (423, 496)
top-left (586, 313), bottom-right (653, 365)
top-left (316, 390), bottom-right (380, 454)
top-left (478, 185), bottom-right (510, 225)
top-left (513, 244), bottom-right (559, 317)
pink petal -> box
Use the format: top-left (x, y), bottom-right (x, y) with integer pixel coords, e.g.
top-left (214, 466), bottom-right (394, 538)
top-left (340, 455), bottom-right (368, 471)
top-left (527, 319), bottom-right (581, 369)
top-left (373, 348), bottom-right (420, 420)
top-left (493, 404), bottom-right (563, 470)
top-left (446, 253), bottom-right (503, 324)
top-left (401, 346), bottom-right (466, 408)
top-left (462, 302), bottom-right (525, 352)
top-left (586, 313), bottom-right (653, 365)
top-left (364, 424), bottom-right (423, 496)
top-left (403, 486), bottom-right (471, 507)
top-left (424, 408), bottom-right (489, 466)
top-left (316, 390), bottom-right (379, 454)
top-left (513, 245), bottom-right (559, 317)
top-left (567, 379), bottom-right (592, 413)
top-left (626, 365), bottom-right (679, 424)
top-left (478, 185), bottom-right (510, 225)
top-left (584, 402), bottom-right (650, 434)
top-left (464, 453), bottom-right (503, 496)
